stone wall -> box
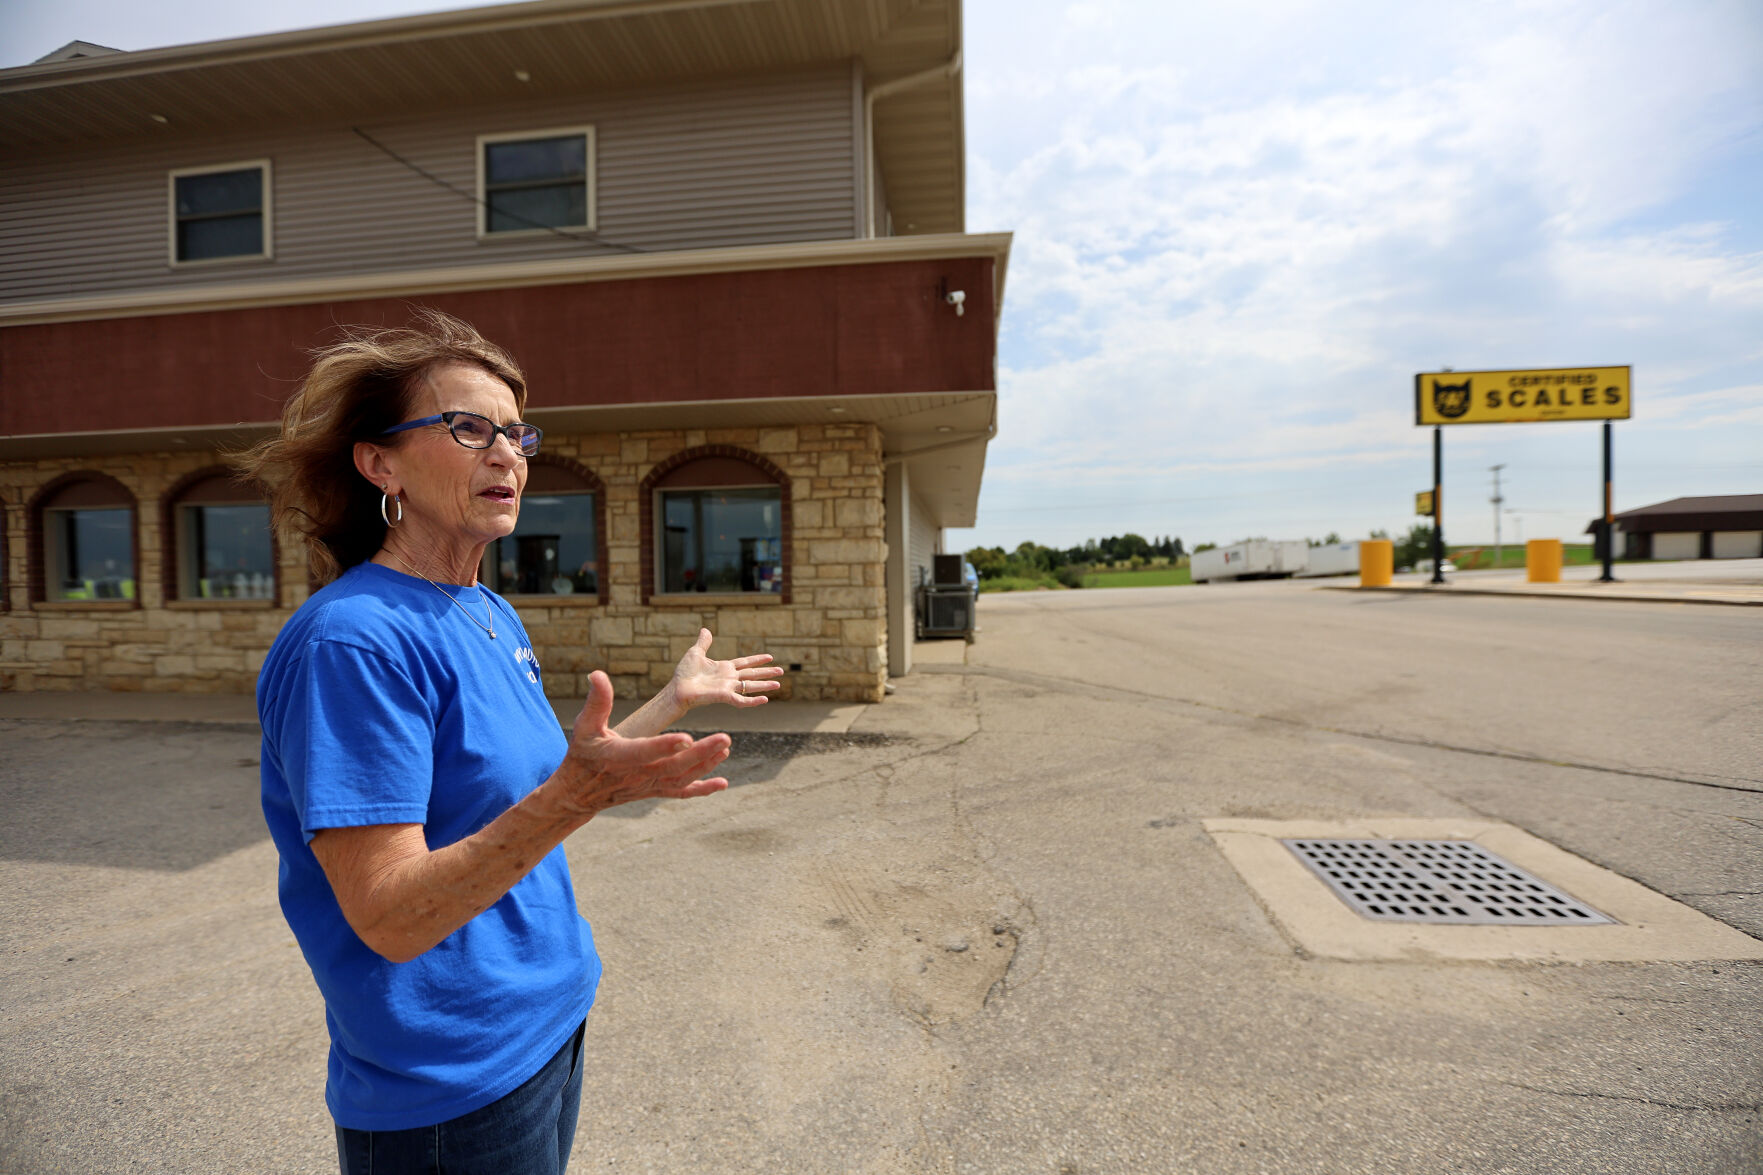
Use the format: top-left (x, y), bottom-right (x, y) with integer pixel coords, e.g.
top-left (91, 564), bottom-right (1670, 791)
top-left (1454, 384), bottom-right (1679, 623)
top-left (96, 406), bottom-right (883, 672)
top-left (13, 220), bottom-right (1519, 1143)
top-left (0, 422), bottom-right (888, 702)
top-left (0, 451), bottom-right (309, 694)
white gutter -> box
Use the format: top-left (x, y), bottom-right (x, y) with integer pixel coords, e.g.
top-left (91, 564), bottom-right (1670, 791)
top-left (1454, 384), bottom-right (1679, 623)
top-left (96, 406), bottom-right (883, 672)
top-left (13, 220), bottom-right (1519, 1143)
top-left (864, 52), bottom-right (961, 238)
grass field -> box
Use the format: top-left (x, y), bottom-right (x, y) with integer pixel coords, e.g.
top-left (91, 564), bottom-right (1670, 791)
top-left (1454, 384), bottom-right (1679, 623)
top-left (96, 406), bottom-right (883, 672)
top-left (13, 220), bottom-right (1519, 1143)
top-left (1081, 566), bottom-right (1194, 588)
top-left (1448, 544), bottom-right (1597, 570)
top-left (977, 575), bottom-right (1060, 593)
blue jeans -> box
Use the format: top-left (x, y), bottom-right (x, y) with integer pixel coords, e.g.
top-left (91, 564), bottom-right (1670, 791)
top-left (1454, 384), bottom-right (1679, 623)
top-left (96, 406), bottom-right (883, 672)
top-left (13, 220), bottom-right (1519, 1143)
top-left (335, 1021), bottom-right (585, 1175)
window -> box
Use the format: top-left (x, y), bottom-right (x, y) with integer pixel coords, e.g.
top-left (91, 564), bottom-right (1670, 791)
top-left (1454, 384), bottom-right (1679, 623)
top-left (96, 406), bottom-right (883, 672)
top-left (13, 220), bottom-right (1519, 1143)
top-left (659, 488), bottom-right (783, 593)
top-left (478, 127), bottom-right (594, 236)
top-left (167, 473), bottom-right (275, 601)
top-left (32, 475), bottom-right (137, 603)
top-left (482, 461), bottom-right (603, 598)
top-left (169, 160), bottom-right (272, 264)
top-left (645, 453), bottom-right (789, 596)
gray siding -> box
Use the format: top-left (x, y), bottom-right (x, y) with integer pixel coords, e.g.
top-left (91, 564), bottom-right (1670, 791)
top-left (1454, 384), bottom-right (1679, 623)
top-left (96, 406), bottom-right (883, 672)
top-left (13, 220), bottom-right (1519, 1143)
top-left (0, 65), bottom-right (859, 304)
top-left (908, 485), bottom-right (937, 588)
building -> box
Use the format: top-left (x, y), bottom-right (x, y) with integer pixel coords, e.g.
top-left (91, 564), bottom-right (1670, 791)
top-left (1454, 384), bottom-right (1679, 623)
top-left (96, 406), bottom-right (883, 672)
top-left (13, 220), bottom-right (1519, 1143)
top-left (1587, 495), bottom-right (1763, 561)
top-left (0, 0), bottom-right (1009, 702)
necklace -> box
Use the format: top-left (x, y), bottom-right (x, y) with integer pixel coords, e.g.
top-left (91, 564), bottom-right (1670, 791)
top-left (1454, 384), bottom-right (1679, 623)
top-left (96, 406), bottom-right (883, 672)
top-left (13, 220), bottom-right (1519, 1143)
top-left (386, 550), bottom-right (497, 640)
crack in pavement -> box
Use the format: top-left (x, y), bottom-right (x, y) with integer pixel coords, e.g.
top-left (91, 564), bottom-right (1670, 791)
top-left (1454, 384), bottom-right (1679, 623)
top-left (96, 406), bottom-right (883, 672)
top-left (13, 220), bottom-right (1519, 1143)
top-left (1499, 1081), bottom-right (1762, 1115)
top-left (917, 663), bottom-right (1763, 796)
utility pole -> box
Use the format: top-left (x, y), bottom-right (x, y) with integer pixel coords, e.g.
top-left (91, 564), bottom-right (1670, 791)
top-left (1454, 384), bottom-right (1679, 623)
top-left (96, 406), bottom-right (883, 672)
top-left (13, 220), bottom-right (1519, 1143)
top-left (1489, 464), bottom-right (1506, 570)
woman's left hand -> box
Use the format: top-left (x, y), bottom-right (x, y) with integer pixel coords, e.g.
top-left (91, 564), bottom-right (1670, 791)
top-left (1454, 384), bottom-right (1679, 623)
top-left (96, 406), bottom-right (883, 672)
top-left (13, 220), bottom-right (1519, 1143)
top-left (670, 628), bottom-right (784, 709)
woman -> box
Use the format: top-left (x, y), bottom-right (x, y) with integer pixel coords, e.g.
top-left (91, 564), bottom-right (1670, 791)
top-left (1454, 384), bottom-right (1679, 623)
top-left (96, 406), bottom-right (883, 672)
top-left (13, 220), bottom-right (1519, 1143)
top-left (241, 311), bottom-right (781, 1174)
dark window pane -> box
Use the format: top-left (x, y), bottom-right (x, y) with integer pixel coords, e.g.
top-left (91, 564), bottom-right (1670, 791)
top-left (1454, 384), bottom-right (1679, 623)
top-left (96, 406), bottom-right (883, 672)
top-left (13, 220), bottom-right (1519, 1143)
top-left (179, 214), bottom-right (263, 260)
top-left (490, 493), bottom-right (596, 594)
top-left (486, 184), bottom-right (586, 233)
top-left (175, 168), bottom-right (262, 217)
top-left (485, 136), bottom-right (585, 185)
top-left (660, 489), bottom-right (781, 594)
top-left (50, 508), bottom-right (133, 600)
top-left (183, 504), bottom-right (274, 599)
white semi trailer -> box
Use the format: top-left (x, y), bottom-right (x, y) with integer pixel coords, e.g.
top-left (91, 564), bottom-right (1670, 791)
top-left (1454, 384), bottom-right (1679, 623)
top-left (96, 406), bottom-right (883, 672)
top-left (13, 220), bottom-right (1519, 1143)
top-left (1294, 541), bottom-right (1361, 578)
top-left (1191, 540), bottom-right (1311, 583)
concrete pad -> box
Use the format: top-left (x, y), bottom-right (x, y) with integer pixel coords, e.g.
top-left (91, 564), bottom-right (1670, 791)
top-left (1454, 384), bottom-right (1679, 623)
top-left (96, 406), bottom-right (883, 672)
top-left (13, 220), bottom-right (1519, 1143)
top-left (1204, 817), bottom-right (1763, 964)
top-left (550, 696), bottom-right (867, 734)
top-left (910, 636), bottom-right (970, 665)
top-left (0, 691), bottom-right (260, 725)
top-left (1325, 583), bottom-right (1763, 606)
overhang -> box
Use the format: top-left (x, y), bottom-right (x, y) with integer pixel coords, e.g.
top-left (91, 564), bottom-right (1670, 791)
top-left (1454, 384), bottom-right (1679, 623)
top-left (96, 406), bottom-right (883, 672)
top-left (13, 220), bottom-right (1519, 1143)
top-left (0, 0), bottom-right (964, 235)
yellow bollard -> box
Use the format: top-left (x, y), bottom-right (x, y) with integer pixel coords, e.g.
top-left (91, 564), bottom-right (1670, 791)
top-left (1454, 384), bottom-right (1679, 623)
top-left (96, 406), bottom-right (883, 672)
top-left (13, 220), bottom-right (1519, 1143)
top-left (1526, 539), bottom-right (1563, 583)
top-left (1359, 539), bottom-right (1393, 587)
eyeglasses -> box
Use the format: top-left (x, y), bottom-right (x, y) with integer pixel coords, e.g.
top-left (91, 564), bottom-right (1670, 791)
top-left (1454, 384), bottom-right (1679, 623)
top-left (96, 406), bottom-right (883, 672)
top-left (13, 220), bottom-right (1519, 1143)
top-left (381, 410), bottom-right (542, 456)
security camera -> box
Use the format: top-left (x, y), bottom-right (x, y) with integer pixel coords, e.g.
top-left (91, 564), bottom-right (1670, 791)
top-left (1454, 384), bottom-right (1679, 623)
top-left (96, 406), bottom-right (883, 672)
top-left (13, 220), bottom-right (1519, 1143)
top-left (945, 289), bottom-right (966, 316)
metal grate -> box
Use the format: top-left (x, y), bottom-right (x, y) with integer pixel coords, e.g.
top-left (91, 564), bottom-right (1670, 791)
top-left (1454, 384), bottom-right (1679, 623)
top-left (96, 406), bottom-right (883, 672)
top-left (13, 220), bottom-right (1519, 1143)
top-left (1282, 839), bottom-right (1615, 925)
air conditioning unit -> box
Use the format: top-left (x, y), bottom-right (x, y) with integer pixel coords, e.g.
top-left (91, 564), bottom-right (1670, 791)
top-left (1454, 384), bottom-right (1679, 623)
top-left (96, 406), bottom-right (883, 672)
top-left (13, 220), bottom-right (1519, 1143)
top-left (932, 553), bottom-right (966, 586)
top-left (926, 592), bottom-right (971, 631)
top-left (916, 584), bottom-right (974, 640)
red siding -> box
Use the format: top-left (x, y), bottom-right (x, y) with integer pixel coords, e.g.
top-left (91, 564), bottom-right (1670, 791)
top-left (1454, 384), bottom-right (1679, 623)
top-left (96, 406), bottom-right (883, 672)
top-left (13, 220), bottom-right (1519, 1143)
top-left (1, 257), bottom-right (997, 435)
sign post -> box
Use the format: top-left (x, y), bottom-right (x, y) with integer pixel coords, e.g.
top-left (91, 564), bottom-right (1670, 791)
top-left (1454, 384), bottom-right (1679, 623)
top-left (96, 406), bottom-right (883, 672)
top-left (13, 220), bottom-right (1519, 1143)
top-left (1431, 428), bottom-right (1444, 584)
top-left (1600, 421), bottom-right (1615, 581)
top-left (1414, 366), bottom-right (1631, 584)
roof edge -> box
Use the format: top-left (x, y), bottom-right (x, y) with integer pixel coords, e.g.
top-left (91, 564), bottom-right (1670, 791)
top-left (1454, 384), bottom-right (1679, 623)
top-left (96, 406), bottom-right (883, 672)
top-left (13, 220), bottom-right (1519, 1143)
top-left (2, 0), bottom-right (754, 92)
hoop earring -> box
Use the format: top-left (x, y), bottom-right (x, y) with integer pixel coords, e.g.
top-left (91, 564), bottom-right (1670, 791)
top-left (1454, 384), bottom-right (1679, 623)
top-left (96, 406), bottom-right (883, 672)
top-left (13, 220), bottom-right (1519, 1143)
top-left (380, 491), bottom-right (402, 527)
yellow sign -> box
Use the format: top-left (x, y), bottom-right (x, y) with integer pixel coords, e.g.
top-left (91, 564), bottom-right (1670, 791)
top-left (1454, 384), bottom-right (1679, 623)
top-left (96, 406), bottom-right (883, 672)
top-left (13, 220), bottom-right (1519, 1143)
top-left (1415, 366), bottom-right (1630, 425)
top-left (1416, 490), bottom-right (1434, 516)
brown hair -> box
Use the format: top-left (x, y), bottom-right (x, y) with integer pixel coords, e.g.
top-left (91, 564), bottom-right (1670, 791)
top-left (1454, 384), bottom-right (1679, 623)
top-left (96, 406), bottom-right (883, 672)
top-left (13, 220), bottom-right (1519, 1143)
top-left (232, 309), bottom-right (527, 585)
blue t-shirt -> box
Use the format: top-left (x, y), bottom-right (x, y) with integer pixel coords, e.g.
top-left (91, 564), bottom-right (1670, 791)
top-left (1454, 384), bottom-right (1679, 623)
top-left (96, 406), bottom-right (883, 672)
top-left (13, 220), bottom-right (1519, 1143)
top-left (257, 561), bottom-right (600, 1132)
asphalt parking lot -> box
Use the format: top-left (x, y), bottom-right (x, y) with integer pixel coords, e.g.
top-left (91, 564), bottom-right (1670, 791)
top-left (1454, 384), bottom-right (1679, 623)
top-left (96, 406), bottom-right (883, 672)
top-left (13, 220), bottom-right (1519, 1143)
top-left (2, 580), bottom-right (1759, 1173)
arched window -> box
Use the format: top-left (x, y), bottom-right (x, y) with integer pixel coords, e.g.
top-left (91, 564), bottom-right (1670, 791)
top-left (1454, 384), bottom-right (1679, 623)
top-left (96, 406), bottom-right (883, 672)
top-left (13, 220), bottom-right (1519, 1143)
top-left (640, 447), bottom-right (790, 601)
top-left (164, 468), bottom-right (277, 601)
top-left (29, 473), bottom-right (139, 604)
top-left (482, 457), bottom-right (606, 601)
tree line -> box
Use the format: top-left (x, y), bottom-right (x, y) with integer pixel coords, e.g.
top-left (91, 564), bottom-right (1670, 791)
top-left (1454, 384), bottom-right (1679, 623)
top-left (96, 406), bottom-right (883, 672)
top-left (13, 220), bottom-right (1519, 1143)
top-left (964, 534), bottom-right (1186, 587)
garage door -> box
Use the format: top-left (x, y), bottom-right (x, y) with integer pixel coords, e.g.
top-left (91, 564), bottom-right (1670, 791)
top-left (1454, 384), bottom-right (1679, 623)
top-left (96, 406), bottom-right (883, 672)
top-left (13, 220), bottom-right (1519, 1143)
top-left (1651, 532), bottom-right (1700, 560)
top-left (1712, 531), bottom-right (1763, 559)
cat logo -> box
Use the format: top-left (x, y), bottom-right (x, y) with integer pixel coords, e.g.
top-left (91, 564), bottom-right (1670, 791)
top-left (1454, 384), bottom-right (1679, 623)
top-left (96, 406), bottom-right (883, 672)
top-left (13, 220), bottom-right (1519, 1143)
top-left (1431, 378), bottom-right (1472, 419)
top-left (1415, 367), bottom-right (1630, 425)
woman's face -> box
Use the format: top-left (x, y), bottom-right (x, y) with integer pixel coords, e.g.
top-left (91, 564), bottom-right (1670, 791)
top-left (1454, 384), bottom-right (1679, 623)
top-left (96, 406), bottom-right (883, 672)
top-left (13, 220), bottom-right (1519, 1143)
top-left (366, 362), bottom-right (528, 561)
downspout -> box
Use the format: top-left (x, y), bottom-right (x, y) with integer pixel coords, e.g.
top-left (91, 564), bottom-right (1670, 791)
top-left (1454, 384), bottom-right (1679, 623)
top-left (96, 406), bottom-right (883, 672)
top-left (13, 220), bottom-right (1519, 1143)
top-left (864, 52), bottom-right (961, 238)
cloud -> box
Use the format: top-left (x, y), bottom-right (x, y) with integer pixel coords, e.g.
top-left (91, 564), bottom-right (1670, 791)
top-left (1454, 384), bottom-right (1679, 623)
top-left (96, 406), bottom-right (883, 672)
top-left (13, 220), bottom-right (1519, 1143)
top-left (958, 0), bottom-right (1763, 548)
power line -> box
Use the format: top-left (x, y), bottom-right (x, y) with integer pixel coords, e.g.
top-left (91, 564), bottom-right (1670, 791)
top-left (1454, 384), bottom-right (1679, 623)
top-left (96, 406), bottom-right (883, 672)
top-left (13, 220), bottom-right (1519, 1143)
top-left (351, 126), bottom-right (647, 253)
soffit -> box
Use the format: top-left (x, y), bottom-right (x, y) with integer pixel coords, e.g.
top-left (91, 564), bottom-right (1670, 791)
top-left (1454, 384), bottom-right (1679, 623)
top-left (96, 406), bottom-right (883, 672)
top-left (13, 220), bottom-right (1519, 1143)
top-left (0, 390), bottom-right (994, 527)
top-left (1, 0), bottom-right (961, 230)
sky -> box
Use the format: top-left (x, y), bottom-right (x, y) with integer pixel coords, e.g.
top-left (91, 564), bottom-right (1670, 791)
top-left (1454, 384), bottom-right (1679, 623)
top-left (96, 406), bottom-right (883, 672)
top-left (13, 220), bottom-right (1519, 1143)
top-left (5, 0), bottom-right (1761, 551)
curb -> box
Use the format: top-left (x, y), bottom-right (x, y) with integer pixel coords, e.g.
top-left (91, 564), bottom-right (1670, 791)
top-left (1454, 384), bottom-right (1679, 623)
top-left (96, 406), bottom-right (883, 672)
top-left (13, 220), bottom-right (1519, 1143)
top-left (1321, 584), bottom-right (1763, 608)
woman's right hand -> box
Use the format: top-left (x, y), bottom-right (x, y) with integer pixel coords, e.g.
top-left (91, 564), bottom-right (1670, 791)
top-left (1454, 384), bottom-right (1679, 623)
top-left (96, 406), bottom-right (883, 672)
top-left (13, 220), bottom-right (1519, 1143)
top-left (552, 670), bottom-right (731, 816)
